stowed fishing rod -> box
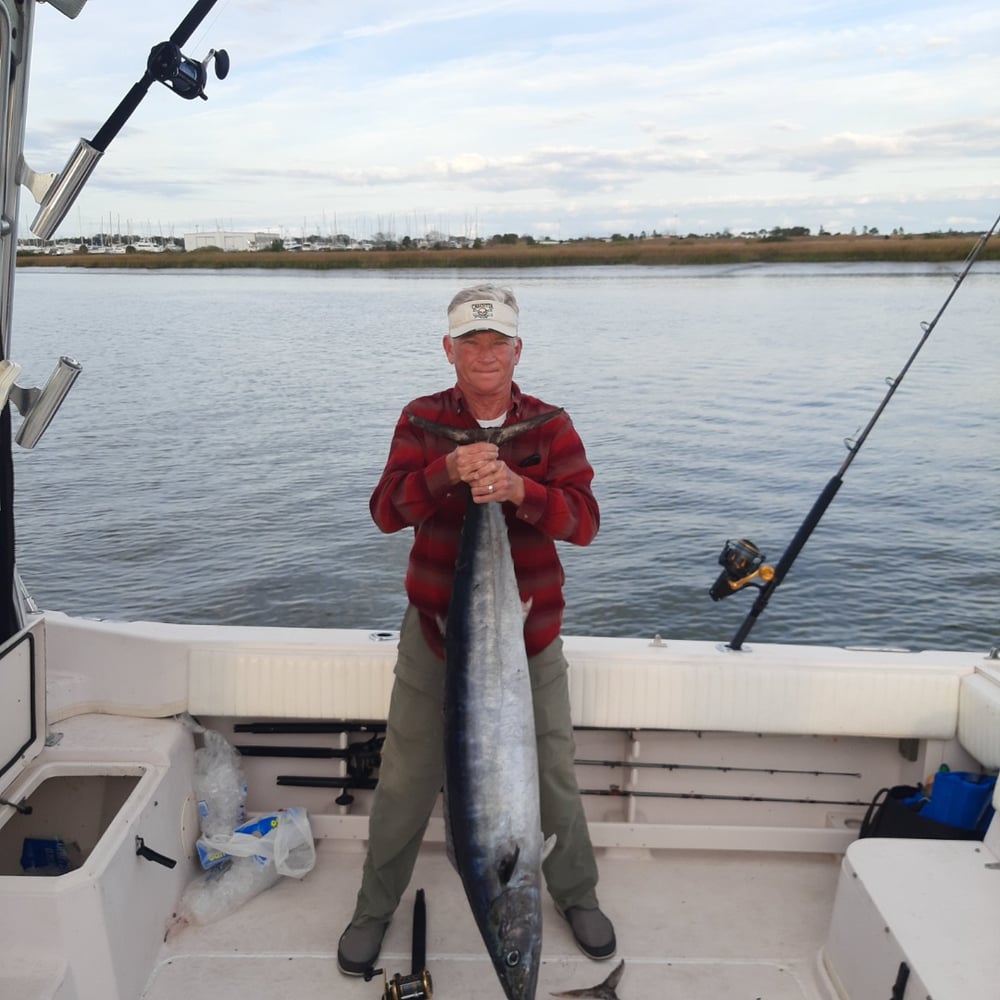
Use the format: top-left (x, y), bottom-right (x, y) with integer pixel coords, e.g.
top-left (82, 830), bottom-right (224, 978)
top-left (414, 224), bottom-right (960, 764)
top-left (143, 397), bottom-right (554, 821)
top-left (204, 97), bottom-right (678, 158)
top-left (710, 215), bottom-right (1000, 650)
top-left (581, 785), bottom-right (869, 807)
top-left (29, 0), bottom-right (230, 240)
top-left (575, 757), bottom-right (861, 778)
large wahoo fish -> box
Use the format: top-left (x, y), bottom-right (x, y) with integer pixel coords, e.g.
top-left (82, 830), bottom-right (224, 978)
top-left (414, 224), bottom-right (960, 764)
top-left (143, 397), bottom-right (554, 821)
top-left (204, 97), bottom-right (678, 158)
top-left (408, 409), bottom-right (561, 1000)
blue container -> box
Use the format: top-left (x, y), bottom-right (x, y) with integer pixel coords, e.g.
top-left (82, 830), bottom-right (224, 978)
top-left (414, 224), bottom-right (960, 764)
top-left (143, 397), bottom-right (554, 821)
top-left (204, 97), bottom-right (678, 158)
top-left (20, 837), bottom-right (71, 875)
top-left (921, 771), bottom-right (996, 831)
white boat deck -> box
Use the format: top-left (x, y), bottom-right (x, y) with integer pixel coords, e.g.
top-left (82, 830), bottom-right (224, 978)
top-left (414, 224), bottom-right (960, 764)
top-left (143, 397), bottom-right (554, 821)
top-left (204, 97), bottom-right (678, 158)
top-left (4, 619), bottom-right (1000, 999)
top-left (147, 840), bottom-right (842, 1000)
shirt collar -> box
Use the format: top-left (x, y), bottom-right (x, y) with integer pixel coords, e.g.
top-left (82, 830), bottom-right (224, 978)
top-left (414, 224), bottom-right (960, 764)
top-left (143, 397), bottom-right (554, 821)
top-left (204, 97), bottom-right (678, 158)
top-left (454, 382), bottom-right (523, 419)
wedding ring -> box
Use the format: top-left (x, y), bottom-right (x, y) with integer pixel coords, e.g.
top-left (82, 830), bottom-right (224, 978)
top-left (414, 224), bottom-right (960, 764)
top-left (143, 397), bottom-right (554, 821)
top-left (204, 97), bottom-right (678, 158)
top-left (487, 484), bottom-right (494, 493)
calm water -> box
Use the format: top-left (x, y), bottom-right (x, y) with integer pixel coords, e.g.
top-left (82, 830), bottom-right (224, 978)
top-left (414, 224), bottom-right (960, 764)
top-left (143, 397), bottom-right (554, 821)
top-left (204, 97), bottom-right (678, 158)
top-left (8, 262), bottom-right (999, 651)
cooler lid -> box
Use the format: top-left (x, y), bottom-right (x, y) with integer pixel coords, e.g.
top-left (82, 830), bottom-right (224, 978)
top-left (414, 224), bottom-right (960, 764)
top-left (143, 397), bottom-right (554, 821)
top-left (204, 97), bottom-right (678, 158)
top-left (0, 619), bottom-right (45, 798)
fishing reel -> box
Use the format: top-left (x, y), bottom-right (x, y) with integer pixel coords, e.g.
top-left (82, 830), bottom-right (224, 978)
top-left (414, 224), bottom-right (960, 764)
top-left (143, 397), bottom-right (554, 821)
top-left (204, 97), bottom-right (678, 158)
top-left (364, 967), bottom-right (433, 1000)
top-left (364, 888), bottom-right (432, 1000)
top-left (147, 41), bottom-right (230, 100)
top-left (336, 734), bottom-right (384, 806)
top-left (709, 539), bottom-right (774, 601)
top-left (28, 1), bottom-right (232, 239)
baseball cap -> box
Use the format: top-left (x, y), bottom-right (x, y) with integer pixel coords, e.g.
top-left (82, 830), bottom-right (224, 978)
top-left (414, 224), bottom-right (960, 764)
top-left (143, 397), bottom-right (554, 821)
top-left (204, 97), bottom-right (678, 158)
top-left (447, 298), bottom-right (519, 339)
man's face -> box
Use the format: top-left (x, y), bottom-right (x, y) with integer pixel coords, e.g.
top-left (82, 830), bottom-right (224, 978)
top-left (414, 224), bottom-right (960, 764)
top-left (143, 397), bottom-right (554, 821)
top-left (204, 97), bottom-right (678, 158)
top-left (444, 329), bottom-right (522, 396)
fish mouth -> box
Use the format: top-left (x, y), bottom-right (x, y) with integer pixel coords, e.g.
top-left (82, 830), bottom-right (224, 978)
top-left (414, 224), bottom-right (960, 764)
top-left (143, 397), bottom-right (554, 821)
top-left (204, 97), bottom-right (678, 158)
top-left (489, 890), bottom-right (543, 1000)
top-left (496, 949), bottom-right (541, 1000)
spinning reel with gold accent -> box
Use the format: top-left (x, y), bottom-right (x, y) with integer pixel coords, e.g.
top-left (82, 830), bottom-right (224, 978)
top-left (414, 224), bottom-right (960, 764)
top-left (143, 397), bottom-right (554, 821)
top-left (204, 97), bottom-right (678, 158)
top-left (709, 539), bottom-right (774, 601)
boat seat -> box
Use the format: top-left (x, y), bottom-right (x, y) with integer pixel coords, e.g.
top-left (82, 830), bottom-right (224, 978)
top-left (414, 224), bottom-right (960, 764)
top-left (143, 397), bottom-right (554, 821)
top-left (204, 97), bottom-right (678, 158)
top-left (957, 665), bottom-right (1000, 808)
top-left (821, 664), bottom-right (1000, 1000)
top-left (184, 633), bottom-right (976, 741)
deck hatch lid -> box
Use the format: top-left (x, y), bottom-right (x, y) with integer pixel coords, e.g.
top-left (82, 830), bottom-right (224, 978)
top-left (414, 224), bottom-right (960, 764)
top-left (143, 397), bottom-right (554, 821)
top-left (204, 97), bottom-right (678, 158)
top-left (0, 621), bottom-right (44, 798)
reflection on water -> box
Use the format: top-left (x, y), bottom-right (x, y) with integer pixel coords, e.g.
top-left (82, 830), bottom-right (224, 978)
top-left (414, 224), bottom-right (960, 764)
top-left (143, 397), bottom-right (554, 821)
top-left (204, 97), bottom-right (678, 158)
top-left (10, 262), bottom-right (1000, 651)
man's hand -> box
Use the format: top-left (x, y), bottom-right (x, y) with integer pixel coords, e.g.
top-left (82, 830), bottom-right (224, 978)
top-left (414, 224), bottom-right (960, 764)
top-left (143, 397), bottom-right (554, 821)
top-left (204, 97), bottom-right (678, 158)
top-left (447, 443), bottom-right (525, 506)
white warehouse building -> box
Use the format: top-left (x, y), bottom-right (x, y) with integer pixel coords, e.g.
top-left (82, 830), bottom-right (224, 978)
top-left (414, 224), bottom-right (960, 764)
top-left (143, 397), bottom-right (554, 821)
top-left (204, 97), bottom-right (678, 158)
top-left (182, 230), bottom-right (280, 252)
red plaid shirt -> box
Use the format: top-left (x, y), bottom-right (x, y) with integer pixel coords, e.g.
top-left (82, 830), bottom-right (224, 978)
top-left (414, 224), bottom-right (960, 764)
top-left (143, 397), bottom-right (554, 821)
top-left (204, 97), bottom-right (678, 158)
top-left (370, 383), bottom-right (599, 658)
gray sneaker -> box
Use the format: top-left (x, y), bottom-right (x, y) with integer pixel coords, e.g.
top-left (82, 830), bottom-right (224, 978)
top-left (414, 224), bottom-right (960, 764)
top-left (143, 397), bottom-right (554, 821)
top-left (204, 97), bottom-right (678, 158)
top-left (337, 919), bottom-right (389, 976)
top-left (562, 906), bottom-right (617, 960)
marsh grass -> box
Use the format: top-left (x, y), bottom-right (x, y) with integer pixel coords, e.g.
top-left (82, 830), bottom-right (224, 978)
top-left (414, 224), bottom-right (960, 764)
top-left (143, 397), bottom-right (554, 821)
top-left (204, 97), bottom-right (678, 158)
top-left (17, 234), bottom-right (998, 271)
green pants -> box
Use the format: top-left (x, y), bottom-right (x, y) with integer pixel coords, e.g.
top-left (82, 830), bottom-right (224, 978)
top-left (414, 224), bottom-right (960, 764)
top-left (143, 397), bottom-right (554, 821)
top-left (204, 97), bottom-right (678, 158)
top-left (351, 605), bottom-right (600, 924)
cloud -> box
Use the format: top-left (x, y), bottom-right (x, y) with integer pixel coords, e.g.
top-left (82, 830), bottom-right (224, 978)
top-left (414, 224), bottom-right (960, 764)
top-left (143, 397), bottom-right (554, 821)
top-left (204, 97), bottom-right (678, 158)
top-left (18, 1), bottom-right (1000, 239)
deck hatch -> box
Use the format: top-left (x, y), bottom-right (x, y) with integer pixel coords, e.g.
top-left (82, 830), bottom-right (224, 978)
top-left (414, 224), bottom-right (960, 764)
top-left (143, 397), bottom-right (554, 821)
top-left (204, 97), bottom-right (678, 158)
top-left (0, 622), bottom-right (44, 798)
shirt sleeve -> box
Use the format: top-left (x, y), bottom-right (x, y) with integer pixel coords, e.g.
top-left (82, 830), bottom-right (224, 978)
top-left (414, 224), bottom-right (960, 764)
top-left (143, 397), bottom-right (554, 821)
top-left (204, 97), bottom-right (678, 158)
top-left (513, 412), bottom-right (599, 546)
top-left (369, 409), bottom-right (455, 533)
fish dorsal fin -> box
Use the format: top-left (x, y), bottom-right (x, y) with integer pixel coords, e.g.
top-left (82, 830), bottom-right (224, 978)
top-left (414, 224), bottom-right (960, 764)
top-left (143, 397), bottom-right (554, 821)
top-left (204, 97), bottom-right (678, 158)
top-left (497, 843), bottom-right (521, 886)
top-left (541, 833), bottom-right (557, 862)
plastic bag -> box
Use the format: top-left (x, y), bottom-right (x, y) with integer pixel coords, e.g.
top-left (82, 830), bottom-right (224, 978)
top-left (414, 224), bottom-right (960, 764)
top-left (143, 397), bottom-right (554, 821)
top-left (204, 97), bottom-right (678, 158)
top-left (173, 855), bottom-right (281, 929)
top-left (272, 807), bottom-right (316, 878)
top-left (169, 808), bottom-right (317, 934)
top-left (201, 807), bottom-right (317, 878)
top-left (169, 721), bottom-right (317, 936)
top-left (193, 727), bottom-right (247, 839)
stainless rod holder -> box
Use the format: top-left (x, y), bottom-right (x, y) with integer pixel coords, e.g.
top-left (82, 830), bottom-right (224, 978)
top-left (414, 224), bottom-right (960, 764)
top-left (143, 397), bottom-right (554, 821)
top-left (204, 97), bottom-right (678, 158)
top-left (9, 356), bottom-right (82, 449)
top-left (29, 138), bottom-right (102, 240)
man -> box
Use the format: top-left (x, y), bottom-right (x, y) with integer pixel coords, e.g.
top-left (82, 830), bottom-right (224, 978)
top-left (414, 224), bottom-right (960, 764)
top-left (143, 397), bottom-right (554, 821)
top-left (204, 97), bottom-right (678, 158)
top-left (337, 283), bottom-right (615, 975)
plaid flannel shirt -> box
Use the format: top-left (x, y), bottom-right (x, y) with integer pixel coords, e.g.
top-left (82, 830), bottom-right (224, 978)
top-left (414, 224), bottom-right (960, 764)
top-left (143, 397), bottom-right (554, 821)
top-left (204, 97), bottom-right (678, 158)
top-left (370, 383), bottom-right (599, 658)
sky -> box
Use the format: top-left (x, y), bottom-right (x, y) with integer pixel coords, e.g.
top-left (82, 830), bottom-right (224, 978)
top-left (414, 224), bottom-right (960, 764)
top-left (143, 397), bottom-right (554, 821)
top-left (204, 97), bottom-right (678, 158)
top-left (19, 0), bottom-right (1000, 242)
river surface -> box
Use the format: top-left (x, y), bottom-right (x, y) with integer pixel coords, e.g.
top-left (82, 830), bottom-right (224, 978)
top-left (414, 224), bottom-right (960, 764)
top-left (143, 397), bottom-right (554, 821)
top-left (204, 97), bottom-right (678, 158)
top-left (9, 262), bottom-right (999, 651)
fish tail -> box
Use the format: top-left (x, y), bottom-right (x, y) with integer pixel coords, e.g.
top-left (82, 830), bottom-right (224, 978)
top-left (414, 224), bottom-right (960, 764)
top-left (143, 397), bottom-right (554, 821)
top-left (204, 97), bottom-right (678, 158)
top-left (407, 408), bottom-right (563, 445)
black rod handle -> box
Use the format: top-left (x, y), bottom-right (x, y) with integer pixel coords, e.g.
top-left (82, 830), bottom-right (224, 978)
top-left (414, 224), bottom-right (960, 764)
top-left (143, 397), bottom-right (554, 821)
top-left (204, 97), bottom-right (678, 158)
top-left (411, 888), bottom-right (427, 974)
top-left (170, 0), bottom-right (220, 47)
top-left (234, 721), bottom-right (387, 735)
top-left (275, 775), bottom-right (379, 790)
top-left (91, 79), bottom-right (153, 151)
top-left (236, 744), bottom-right (347, 759)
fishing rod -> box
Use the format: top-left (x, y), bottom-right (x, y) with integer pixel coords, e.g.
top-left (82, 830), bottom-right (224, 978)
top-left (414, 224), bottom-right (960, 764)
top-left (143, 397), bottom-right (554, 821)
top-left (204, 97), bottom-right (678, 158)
top-left (236, 734), bottom-right (384, 771)
top-left (233, 721), bottom-right (387, 735)
top-left (366, 889), bottom-right (434, 1000)
top-left (581, 785), bottom-right (868, 807)
top-left (239, 734), bottom-right (384, 804)
top-left (30, 0), bottom-right (230, 239)
top-left (575, 757), bottom-right (861, 778)
top-left (710, 215), bottom-right (1000, 650)
top-left (276, 774), bottom-right (379, 807)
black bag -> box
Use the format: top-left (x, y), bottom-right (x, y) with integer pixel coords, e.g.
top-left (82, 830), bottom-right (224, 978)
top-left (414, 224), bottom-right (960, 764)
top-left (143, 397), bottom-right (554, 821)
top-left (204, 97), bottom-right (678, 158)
top-left (859, 785), bottom-right (983, 840)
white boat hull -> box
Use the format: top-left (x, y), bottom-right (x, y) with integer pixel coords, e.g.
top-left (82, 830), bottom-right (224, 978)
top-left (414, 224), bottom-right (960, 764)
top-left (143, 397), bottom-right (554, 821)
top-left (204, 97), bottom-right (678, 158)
top-left (1, 612), bottom-right (998, 999)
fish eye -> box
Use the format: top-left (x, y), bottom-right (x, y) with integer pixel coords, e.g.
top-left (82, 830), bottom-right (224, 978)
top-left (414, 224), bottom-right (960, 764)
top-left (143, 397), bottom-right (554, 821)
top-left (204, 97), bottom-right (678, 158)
top-left (504, 949), bottom-right (521, 968)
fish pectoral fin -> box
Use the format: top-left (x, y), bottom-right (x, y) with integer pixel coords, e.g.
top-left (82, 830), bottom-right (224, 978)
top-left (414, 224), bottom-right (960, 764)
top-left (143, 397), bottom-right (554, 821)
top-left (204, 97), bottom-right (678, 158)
top-left (496, 843), bottom-right (521, 886)
top-left (541, 833), bottom-right (557, 863)
top-left (442, 791), bottom-right (459, 872)
top-left (549, 959), bottom-right (625, 999)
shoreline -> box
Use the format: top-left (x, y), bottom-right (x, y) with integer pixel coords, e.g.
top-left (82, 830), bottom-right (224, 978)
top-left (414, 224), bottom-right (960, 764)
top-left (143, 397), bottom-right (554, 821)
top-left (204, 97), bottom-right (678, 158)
top-left (15, 234), bottom-right (998, 271)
